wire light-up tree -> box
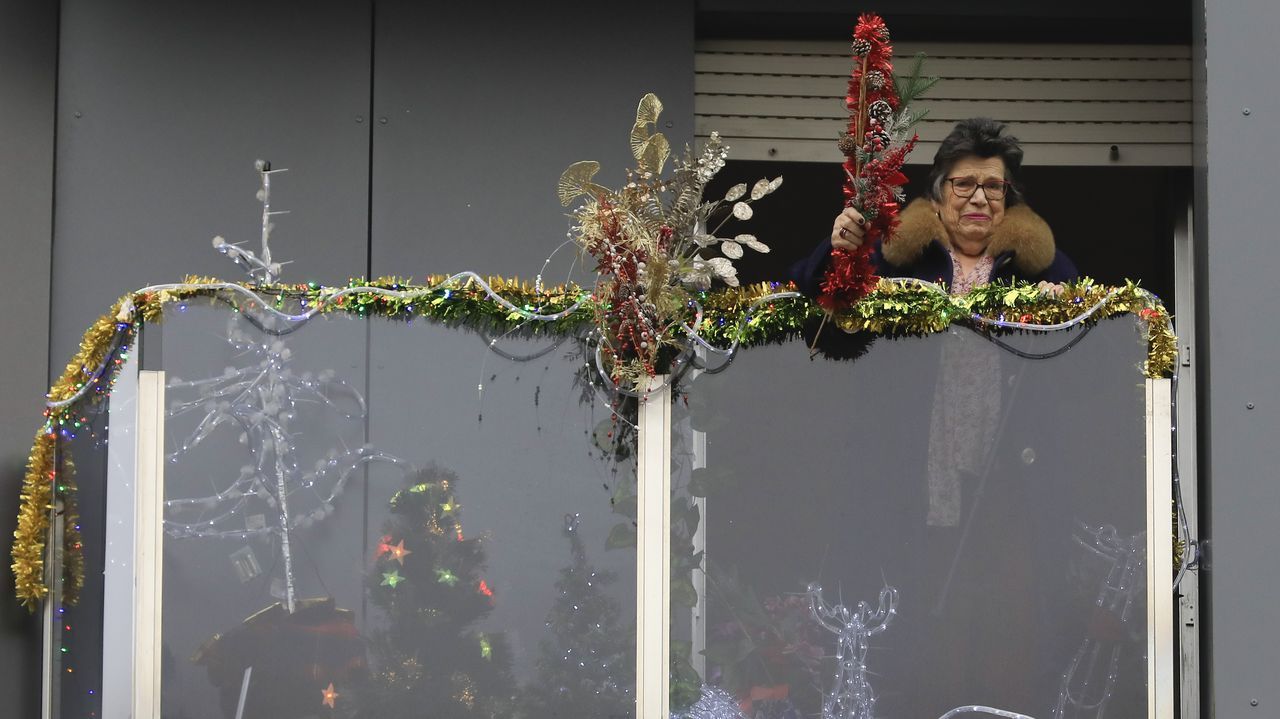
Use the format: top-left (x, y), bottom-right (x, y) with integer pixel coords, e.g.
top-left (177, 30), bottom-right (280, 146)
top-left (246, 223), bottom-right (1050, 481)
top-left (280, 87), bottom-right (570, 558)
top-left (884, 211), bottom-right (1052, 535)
top-left (525, 512), bottom-right (633, 718)
top-left (164, 160), bottom-right (408, 614)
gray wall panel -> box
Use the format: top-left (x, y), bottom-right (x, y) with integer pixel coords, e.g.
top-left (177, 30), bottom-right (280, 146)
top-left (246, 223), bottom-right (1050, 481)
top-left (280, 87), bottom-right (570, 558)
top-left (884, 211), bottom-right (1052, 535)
top-left (48, 2), bottom-right (373, 713)
top-left (1197, 0), bottom-right (1280, 715)
top-left (369, 1), bottom-right (695, 281)
top-left (52, 0), bottom-right (374, 367)
top-left (0, 0), bottom-right (58, 716)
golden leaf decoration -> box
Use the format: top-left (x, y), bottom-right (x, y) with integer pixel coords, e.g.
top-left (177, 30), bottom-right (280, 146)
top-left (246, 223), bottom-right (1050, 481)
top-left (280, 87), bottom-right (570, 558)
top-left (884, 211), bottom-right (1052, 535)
top-left (557, 160), bottom-right (606, 206)
top-left (636, 133), bottom-right (670, 175)
top-left (630, 126), bottom-right (652, 166)
top-left (630, 123), bottom-right (650, 164)
top-left (635, 93), bottom-right (663, 126)
top-left (630, 93), bottom-right (664, 162)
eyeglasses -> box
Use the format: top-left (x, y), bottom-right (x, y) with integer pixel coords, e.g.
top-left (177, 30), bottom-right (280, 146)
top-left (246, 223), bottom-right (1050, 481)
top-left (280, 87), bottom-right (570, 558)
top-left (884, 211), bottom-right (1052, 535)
top-left (945, 177), bottom-right (1010, 201)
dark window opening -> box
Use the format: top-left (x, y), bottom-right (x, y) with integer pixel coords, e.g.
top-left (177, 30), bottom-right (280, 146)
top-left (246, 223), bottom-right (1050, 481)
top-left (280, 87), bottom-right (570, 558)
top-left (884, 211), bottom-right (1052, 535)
top-left (709, 160), bottom-right (1183, 307)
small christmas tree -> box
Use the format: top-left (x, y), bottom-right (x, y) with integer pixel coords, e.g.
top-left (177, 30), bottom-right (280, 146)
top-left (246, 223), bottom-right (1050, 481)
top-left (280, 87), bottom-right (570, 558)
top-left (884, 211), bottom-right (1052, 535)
top-left (338, 465), bottom-right (515, 718)
top-left (525, 513), bottom-right (634, 719)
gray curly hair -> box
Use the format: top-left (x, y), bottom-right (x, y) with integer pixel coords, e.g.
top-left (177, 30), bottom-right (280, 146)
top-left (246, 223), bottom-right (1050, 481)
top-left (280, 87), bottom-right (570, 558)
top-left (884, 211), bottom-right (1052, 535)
top-left (926, 118), bottom-right (1025, 206)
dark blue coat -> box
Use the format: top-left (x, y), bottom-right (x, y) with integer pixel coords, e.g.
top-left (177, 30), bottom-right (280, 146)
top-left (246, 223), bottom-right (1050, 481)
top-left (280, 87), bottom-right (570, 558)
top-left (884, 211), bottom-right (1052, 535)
top-left (789, 200), bottom-right (1079, 297)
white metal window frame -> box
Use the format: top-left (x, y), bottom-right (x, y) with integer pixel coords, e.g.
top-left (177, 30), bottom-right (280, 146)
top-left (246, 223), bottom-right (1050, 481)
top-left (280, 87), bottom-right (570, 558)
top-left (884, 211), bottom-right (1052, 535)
top-left (75, 354), bottom-right (1174, 719)
top-left (1173, 201), bottom-right (1201, 719)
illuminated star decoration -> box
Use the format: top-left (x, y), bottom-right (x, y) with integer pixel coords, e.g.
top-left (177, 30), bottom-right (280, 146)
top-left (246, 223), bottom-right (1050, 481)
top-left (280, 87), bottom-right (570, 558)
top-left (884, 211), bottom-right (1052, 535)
top-left (381, 569), bottom-right (404, 588)
top-left (435, 568), bottom-right (459, 586)
top-left (440, 500), bottom-right (457, 515)
top-left (389, 539), bottom-right (412, 565)
top-left (321, 682), bottom-right (339, 709)
top-left (477, 579), bottom-right (494, 598)
top-left (478, 633), bottom-right (493, 660)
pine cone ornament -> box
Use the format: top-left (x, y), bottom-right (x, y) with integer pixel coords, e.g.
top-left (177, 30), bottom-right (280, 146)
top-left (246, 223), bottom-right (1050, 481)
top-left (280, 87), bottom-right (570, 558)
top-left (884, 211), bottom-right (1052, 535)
top-left (869, 100), bottom-right (893, 124)
top-left (866, 129), bottom-right (891, 150)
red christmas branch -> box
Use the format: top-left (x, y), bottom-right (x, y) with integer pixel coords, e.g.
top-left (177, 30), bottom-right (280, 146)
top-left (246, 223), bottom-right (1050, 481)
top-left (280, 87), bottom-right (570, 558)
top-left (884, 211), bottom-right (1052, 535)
top-left (818, 13), bottom-right (917, 312)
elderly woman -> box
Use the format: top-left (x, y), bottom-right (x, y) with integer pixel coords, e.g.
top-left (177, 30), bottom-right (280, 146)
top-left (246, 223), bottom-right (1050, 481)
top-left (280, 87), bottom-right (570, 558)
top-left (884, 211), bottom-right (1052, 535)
top-left (792, 117), bottom-right (1078, 294)
top-left (790, 119), bottom-right (1081, 713)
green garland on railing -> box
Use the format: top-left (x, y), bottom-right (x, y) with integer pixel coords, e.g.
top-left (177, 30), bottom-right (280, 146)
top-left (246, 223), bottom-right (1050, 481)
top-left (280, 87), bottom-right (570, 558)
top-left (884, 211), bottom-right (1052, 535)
top-left (11, 275), bottom-right (1175, 609)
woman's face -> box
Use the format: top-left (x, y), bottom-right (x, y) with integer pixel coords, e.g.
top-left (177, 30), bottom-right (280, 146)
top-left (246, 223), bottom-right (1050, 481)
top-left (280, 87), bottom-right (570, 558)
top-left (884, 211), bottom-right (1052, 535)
top-left (932, 155), bottom-right (1007, 256)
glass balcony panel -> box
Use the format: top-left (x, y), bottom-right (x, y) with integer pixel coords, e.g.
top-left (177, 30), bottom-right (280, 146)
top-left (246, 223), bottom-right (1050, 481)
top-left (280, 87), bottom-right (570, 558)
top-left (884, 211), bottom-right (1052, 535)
top-left (673, 319), bottom-right (1150, 719)
top-left (151, 297), bottom-right (636, 718)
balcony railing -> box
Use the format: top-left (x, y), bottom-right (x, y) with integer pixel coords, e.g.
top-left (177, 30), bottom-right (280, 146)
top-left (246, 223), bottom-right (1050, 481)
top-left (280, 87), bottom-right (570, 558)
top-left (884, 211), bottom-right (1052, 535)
top-left (34, 284), bottom-right (1173, 719)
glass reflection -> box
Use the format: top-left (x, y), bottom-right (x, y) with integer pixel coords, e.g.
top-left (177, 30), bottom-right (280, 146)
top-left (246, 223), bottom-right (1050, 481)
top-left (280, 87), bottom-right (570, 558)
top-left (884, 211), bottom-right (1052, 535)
top-left (675, 319), bottom-right (1149, 719)
top-left (154, 299), bottom-right (636, 718)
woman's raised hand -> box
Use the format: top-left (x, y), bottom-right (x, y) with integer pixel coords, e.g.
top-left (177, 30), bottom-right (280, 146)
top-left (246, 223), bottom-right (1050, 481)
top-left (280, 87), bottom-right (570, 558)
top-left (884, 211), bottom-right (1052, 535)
top-left (831, 207), bottom-right (867, 251)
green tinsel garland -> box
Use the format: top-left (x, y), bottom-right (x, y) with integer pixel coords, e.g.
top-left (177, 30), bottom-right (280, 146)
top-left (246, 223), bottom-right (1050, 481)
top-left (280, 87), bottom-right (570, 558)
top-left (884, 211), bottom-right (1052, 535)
top-left (11, 275), bottom-right (1176, 609)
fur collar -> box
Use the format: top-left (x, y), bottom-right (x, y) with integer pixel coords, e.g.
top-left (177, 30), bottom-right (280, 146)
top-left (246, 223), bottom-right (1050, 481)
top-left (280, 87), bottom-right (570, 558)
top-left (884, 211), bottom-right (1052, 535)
top-left (881, 198), bottom-right (1056, 275)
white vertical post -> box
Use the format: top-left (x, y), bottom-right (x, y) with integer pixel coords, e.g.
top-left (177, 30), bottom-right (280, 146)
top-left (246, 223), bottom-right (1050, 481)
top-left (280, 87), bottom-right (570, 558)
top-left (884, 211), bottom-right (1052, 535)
top-left (1147, 378), bottom-right (1174, 719)
top-left (135, 370), bottom-right (166, 717)
top-left (41, 502), bottom-right (64, 719)
top-left (689, 430), bottom-right (707, 679)
top-left (101, 346), bottom-right (140, 719)
top-left (41, 540), bottom-right (52, 719)
top-left (637, 376), bottom-right (672, 719)
top-left (688, 346), bottom-right (708, 679)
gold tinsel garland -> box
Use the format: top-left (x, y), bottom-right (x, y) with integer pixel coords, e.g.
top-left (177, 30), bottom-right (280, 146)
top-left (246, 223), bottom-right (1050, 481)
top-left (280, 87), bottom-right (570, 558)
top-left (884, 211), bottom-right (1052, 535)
top-left (11, 276), bottom-right (1176, 609)
top-left (13, 431), bottom-right (61, 610)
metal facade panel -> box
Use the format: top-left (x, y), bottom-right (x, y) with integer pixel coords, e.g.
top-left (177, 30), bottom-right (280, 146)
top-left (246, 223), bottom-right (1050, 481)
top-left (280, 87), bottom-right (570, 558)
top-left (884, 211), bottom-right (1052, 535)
top-left (1197, 0), bottom-right (1280, 715)
top-left (48, 6), bottom-right (372, 716)
top-left (368, 1), bottom-right (695, 280)
top-left (0, 5), bottom-right (58, 717)
top-left (51, 1), bottom-right (373, 368)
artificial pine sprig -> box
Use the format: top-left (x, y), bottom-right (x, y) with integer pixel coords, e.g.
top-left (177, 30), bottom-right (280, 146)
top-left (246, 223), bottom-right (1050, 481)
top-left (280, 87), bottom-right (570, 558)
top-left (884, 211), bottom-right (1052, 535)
top-left (893, 52), bottom-right (940, 125)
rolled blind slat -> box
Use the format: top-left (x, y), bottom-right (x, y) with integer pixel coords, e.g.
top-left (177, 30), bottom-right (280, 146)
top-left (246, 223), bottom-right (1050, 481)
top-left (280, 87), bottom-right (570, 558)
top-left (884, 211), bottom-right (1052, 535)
top-left (695, 40), bottom-right (1193, 166)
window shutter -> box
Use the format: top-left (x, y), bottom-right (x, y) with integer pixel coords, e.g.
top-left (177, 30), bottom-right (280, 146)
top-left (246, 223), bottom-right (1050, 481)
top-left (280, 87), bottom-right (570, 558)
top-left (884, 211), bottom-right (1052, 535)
top-left (696, 40), bottom-right (1192, 166)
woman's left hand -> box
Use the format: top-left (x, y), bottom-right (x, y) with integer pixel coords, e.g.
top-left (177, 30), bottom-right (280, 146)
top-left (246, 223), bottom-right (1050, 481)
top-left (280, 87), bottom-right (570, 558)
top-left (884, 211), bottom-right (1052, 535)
top-left (1037, 281), bottom-right (1065, 297)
